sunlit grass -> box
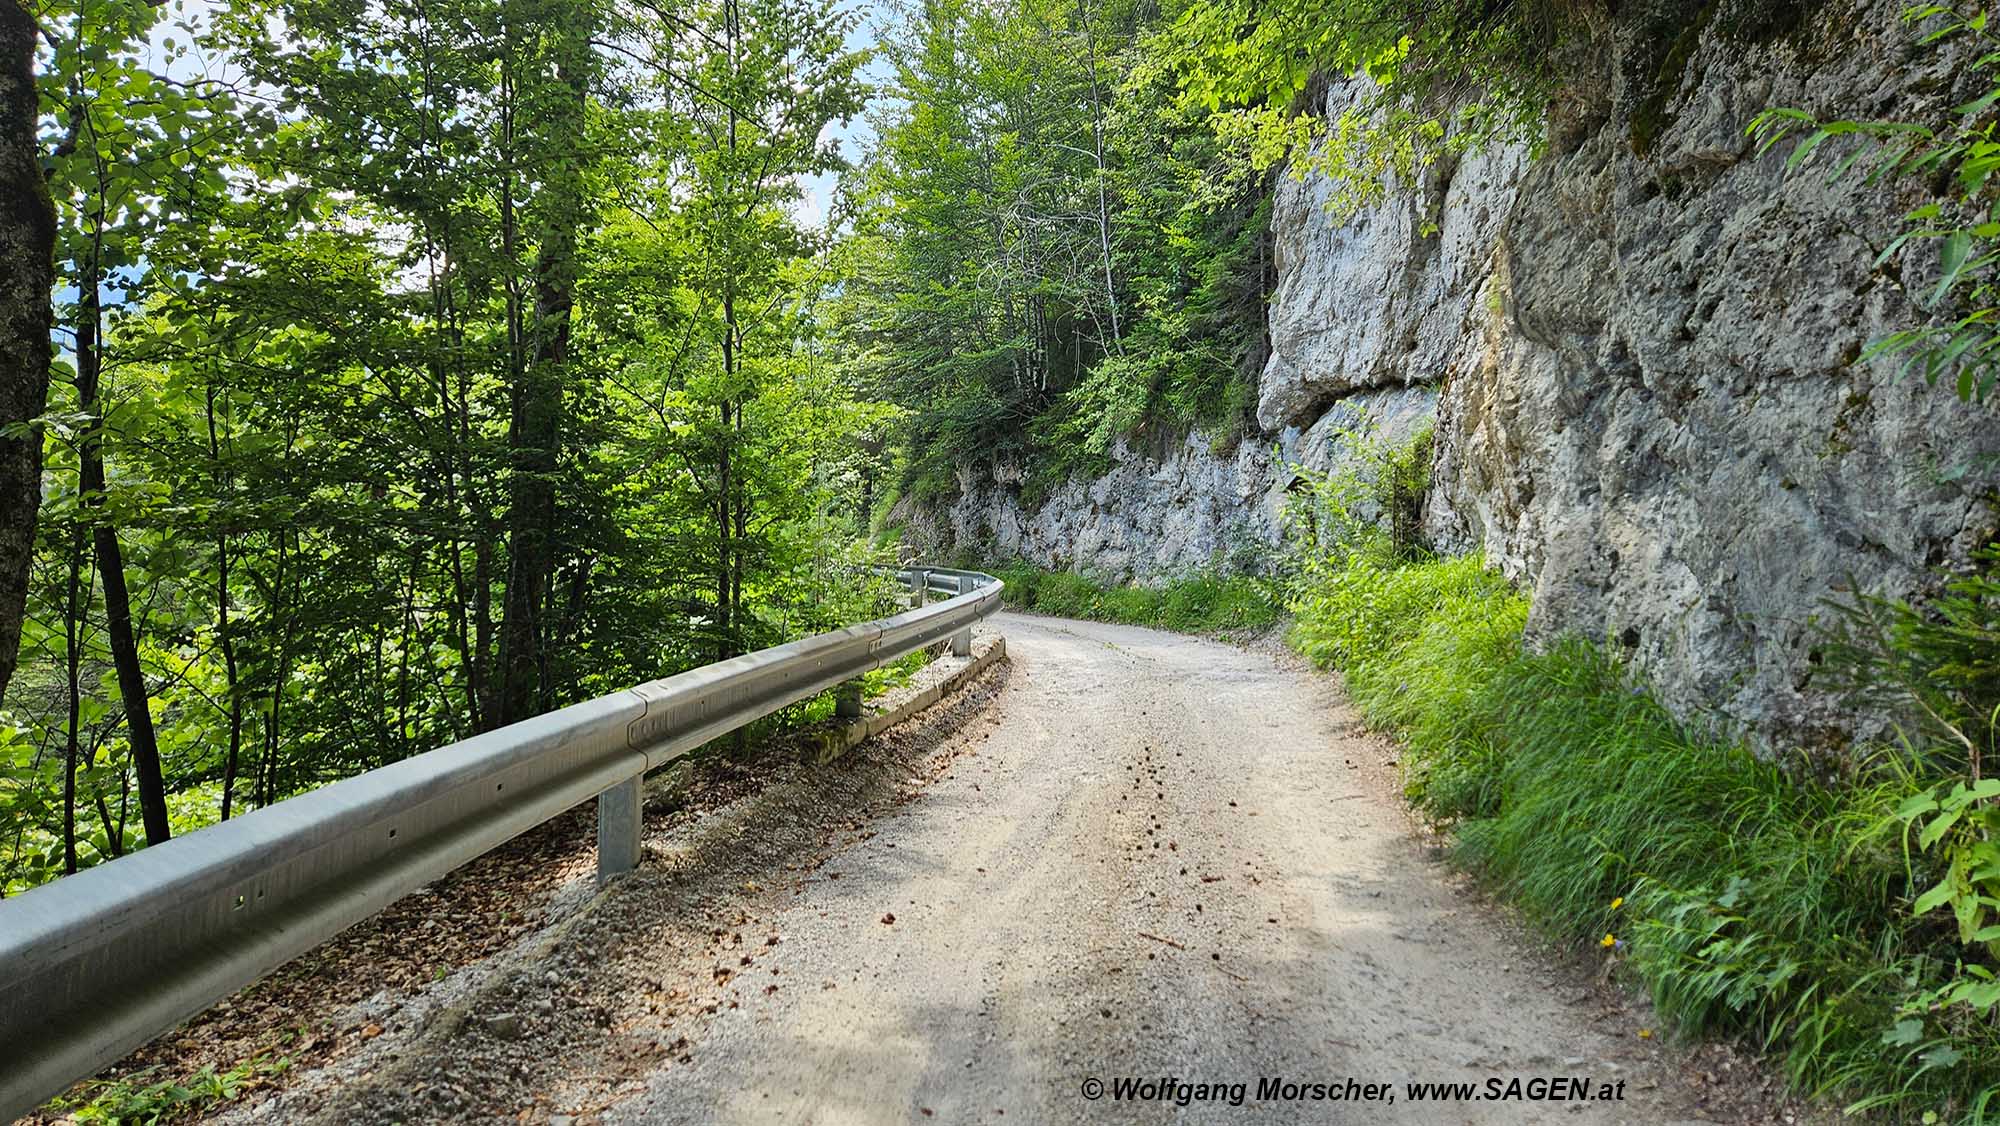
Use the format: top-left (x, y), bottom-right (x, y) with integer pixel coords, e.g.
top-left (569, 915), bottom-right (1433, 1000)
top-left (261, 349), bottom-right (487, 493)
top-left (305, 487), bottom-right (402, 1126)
top-left (1288, 553), bottom-right (2000, 1122)
top-left (985, 563), bottom-right (1279, 635)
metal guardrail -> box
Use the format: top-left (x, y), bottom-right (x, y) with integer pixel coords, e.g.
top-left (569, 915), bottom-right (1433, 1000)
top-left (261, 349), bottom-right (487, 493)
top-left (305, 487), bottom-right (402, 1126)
top-left (0, 565), bottom-right (1002, 1119)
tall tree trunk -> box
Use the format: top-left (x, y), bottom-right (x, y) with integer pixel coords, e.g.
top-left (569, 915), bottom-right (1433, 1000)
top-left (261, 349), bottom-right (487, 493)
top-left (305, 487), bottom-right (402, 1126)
top-left (497, 1), bottom-right (588, 726)
top-left (0, 3), bottom-right (54, 707)
top-left (498, 232), bottom-right (570, 723)
top-left (719, 0), bottom-right (745, 744)
top-left (75, 260), bottom-right (171, 847)
top-left (715, 388), bottom-right (733, 662)
top-left (1076, 0), bottom-right (1120, 354)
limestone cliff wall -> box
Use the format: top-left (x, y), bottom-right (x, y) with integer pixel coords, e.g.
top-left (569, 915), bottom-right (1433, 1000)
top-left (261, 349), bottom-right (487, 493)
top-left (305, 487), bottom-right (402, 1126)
top-left (894, 0), bottom-right (2000, 744)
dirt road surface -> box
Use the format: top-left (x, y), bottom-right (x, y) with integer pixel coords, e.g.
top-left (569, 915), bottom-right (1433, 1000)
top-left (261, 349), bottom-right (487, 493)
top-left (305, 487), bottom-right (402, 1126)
top-left (593, 613), bottom-right (1703, 1125)
top-left (225, 612), bottom-right (1726, 1126)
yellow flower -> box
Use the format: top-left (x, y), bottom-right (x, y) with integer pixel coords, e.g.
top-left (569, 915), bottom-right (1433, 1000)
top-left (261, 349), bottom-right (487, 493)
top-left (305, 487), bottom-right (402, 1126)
top-left (1638, 1029), bottom-right (1654, 1039)
top-left (1600, 933), bottom-right (1616, 948)
top-left (1610, 897), bottom-right (1624, 910)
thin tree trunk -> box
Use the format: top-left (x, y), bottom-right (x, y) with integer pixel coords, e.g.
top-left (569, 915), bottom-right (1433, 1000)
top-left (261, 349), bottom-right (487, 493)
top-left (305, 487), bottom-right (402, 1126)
top-left (62, 520), bottom-right (84, 873)
top-left (75, 251), bottom-right (170, 848)
top-left (0, 2), bottom-right (55, 707)
top-left (93, 784), bottom-right (120, 858)
top-left (1076, 0), bottom-right (1120, 353)
top-left (722, 0), bottom-right (744, 746)
top-left (473, 539), bottom-right (497, 728)
top-left (715, 394), bottom-right (733, 661)
top-left (258, 524), bottom-right (292, 808)
top-left (207, 387), bottom-right (245, 820)
top-left (396, 544), bottom-right (417, 750)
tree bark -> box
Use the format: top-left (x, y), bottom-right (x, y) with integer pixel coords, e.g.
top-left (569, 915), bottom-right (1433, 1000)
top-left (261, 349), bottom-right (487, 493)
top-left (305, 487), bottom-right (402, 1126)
top-left (0, 1), bottom-right (55, 707)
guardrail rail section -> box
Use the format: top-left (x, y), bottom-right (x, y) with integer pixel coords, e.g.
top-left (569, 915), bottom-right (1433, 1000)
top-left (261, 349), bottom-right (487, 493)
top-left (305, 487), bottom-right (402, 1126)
top-left (0, 566), bottom-right (1002, 1119)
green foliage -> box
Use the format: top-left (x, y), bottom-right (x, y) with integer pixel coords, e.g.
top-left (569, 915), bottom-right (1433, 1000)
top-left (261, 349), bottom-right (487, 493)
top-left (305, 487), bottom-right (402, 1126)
top-left (1286, 556), bottom-right (1523, 812)
top-left (3, 0), bottom-right (887, 895)
top-left (50, 1047), bottom-right (295, 1125)
top-left (1900, 779), bottom-right (2000, 951)
top-left (790, 643), bottom-right (934, 727)
top-left (1814, 547), bottom-right (2000, 779)
top-left (1286, 546), bottom-right (2000, 1120)
top-left (1160, 0), bottom-right (1576, 217)
top-left (1280, 418), bottom-right (1436, 573)
top-left (844, 0), bottom-right (1274, 494)
top-left (989, 563), bottom-right (1279, 636)
top-left (1749, 3), bottom-right (2000, 411)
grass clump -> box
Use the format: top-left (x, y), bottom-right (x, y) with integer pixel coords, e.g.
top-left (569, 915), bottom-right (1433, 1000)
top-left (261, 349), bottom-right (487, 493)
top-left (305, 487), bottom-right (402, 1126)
top-left (985, 563), bottom-right (1279, 636)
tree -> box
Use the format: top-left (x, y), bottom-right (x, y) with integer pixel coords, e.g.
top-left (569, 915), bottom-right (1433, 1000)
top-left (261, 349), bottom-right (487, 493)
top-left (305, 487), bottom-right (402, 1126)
top-left (0, 0), bottom-right (54, 708)
top-left (3, 0), bottom-right (890, 897)
top-left (844, 0), bottom-right (1273, 497)
top-left (497, 0), bottom-right (603, 724)
top-left (611, 0), bottom-right (866, 661)
top-left (38, 0), bottom-right (238, 845)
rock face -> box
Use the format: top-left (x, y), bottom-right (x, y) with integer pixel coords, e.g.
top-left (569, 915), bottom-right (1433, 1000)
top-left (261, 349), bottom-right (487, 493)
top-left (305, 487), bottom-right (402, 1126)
top-left (896, 0), bottom-right (2000, 746)
top-left (1258, 77), bottom-right (1528, 433)
top-left (896, 385), bottom-right (1437, 578)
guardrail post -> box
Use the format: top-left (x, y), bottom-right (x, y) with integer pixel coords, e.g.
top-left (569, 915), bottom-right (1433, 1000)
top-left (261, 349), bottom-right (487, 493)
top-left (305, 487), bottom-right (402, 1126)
top-left (950, 575), bottom-right (973, 656)
top-left (596, 773), bottom-right (644, 884)
top-left (910, 568), bottom-right (931, 608)
top-left (835, 679), bottom-right (863, 718)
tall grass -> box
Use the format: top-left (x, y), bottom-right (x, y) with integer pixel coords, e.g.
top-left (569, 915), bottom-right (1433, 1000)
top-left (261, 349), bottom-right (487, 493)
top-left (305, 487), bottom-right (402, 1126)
top-left (1289, 553), bottom-right (2000, 1122)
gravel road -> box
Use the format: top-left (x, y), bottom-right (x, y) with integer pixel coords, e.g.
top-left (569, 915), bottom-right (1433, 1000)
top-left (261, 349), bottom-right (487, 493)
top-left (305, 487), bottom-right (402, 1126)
top-left (594, 613), bottom-right (1708, 1125)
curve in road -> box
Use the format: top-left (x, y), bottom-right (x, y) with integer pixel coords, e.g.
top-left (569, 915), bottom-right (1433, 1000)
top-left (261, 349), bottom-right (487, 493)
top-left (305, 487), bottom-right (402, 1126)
top-left (596, 613), bottom-right (1703, 1125)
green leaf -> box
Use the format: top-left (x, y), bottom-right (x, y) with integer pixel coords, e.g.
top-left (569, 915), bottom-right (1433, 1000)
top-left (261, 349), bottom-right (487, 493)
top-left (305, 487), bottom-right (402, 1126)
top-left (1914, 877), bottom-right (1958, 916)
top-left (1920, 1044), bottom-right (1965, 1070)
top-left (1931, 230), bottom-right (1972, 306)
top-left (1784, 129), bottom-right (1837, 172)
top-left (1899, 790), bottom-right (1943, 819)
top-left (1883, 1019), bottom-right (1926, 1046)
top-left (1957, 87), bottom-right (2000, 118)
top-left (1920, 806), bottom-right (1967, 849)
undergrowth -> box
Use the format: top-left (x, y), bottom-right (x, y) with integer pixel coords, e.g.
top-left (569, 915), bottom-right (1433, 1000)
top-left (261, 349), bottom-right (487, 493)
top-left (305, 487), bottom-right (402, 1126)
top-left (49, 1046), bottom-right (296, 1125)
top-left (985, 563), bottom-right (1280, 635)
top-left (1288, 550), bottom-right (2000, 1122)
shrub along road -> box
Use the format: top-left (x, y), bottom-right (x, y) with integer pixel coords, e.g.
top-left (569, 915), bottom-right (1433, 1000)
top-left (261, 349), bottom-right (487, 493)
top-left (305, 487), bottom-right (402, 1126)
top-left (228, 614), bottom-right (1769, 1124)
